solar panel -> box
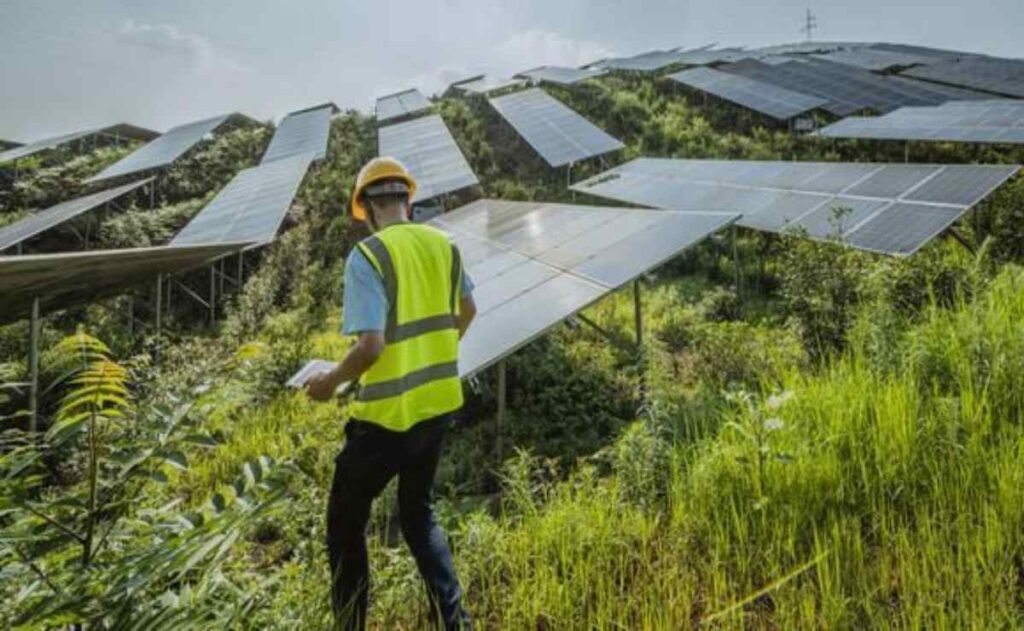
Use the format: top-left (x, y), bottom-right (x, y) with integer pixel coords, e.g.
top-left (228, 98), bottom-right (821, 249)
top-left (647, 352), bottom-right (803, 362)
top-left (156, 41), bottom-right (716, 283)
top-left (0, 177), bottom-right (153, 252)
top-left (261, 103), bottom-right (337, 164)
top-left (674, 47), bottom-right (751, 66)
top-left (0, 242), bottom-right (247, 323)
top-left (488, 88), bottom-right (624, 167)
top-left (377, 115), bottom-right (479, 202)
top-left (598, 48), bottom-right (686, 73)
top-left (571, 157), bottom-right (1020, 256)
top-left (516, 66), bottom-right (607, 85)
top-left (171, 153), bottom-right (313, 247)
top-left (722, 57), bottom-right (979, 117)
top-left (817, 100), bottom-right (1024, 144)
top-left (452, 76), bottom-right (526, 95)
top-left (305, 199), bottom-right (738, 378)
top-left (0, 124), bottom-right (159, 165)
top-left (810, 47), bottom-right (934, 71)
top-left (376, 89), bottom-right (432, 122)
top-left (87, 114), bottom-right (243, 183)
top-left (667, 67), bottom-right (828, 120)
top-left (902, 57), bottom-right (1024, 98)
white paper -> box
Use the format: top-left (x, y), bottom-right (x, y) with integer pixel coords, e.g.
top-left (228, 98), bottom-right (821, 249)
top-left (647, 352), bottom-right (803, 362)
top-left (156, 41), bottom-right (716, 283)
top-left (286, 359), bottom-right (339, 388)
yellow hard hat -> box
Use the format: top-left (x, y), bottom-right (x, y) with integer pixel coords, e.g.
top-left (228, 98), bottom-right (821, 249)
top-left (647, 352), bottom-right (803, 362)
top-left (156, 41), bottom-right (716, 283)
top-left (350, 156), bottom-right (418, 221)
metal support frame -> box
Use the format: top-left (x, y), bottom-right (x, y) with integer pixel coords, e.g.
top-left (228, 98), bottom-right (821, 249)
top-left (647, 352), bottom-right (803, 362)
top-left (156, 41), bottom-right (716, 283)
top-left (28, 297), bottom-right (40, 434)
top-left (154, 274), bottom-right (163, 362)
top-left (633, 280), bottom-right (647, 400)
top-left (172, 278), bottom-right (211, 311)
top-left (209, 266), bottom-right (217, 323)
top-left (496, 360), bottom-right (506, 465)
top-left (731, 224), bottom-right (742, 299)
top-left (946, 226), bottom-right (976, 254)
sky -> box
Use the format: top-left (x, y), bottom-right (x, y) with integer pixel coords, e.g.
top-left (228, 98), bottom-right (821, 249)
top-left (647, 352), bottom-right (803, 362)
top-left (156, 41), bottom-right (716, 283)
top-left (1, 0), bottom-right (1022, 140)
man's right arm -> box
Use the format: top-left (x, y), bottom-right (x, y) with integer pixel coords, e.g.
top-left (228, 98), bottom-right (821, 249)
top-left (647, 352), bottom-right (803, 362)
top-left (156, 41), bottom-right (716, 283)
top-left (457, 293), bottom-right (476, 339)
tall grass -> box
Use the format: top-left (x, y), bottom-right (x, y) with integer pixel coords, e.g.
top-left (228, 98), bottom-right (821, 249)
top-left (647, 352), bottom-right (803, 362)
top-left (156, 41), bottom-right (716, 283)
top-left (300, 266), bottom-right (1024, 629)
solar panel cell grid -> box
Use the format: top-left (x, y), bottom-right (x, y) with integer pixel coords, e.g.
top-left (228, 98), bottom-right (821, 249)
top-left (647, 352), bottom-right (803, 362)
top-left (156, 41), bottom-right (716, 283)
top-left (377, 115), bottom-right (479, 202)
top-left (668, 67), bottom-right (827, 120)
top-left (571, 157), bottom-right (1020, 256)
top-left (171, 153), bottom-right (314, 246)
top-left (0, 178), bottom-right (154, 251)
top-left (261, 105), bottom-right (335, 163)
top-left (488, 88), bottom-right (624, 167)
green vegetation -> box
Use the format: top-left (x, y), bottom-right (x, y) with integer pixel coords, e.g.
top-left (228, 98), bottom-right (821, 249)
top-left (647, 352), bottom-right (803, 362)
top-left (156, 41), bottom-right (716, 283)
top-left (2, 74), bottom-right (1024, 629)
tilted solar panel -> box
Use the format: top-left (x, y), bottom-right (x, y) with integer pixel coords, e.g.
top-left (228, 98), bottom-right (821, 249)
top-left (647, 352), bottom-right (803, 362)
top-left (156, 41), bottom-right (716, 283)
top-left (516, 66), bottom-right (607, 85)
top-left (668, 67), bottom-right (827, 120)
top-left (453, 76), bottom-right (525, 95)
top-left (376, 89), bottom-right (432, 122)
top-left (87, 114), bottom-right (242, 183)
top-left (0, 123), bottom-right (158, 165)
top-left (171, 153), bottom-right (314, 247)
top-left (377, 114), bottom-right (479, 203)
top-left (488, 88), bottom-right (624, 167)
top-left (571, 157), bottom-right (1020, 256)
top-left (261, 104), bottom-right (337, 164)
top-left (902, 57), bottom-right (1024, 98)
top-left (305, 199), bottom-right (738, 378)
top-left (817, 100), bottom-right (1024, 144)
top-left (0, 242), bottom-right (247, 322)
top-left (599, 49), bottom-right (686, 73)
top-left (0, 177), bottom-right (153, 252)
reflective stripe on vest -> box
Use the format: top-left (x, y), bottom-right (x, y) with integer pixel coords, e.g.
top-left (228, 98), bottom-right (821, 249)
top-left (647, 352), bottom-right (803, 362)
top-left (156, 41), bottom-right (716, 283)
top-left (351, 224), bottom-right (464, 431)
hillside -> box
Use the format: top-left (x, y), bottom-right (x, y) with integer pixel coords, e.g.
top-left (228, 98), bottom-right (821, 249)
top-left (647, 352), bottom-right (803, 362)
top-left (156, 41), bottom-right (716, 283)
top-left (2, 71), bottom-right (1024, 629)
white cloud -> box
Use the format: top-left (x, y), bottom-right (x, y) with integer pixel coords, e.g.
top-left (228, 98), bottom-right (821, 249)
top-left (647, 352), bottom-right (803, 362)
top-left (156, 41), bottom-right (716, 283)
top-left (493, 29), bottom-right (614, 74)
top-left (116, 19), bottom-right (251, 74)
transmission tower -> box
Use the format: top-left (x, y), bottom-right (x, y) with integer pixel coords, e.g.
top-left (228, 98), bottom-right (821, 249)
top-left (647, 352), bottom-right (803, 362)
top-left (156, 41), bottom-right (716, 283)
top-left (801, 8), bottom-right (818, 41)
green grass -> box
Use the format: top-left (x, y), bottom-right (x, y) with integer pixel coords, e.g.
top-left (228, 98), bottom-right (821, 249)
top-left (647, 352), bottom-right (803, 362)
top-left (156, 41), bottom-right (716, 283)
top-left (192, 267), bottom-right (1024, 628)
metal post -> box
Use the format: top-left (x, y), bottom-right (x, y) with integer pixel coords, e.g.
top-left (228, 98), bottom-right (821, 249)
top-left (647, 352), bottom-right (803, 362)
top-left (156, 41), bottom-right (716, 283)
top-left (219, 259), bottom-right (225, 297)
top-left (633, 281), bottom-right (646, 400)
top-left (632, 280), bottom-right (643, 349)
top-left (209, 266), bottom-right (217, 323)
top-left (732, 225), bottom-right (742, 299)
top-left (904, 141), bottom-right (910, 164)
top-left (237, 252), bottom-right (244, 284)
top-left (155, 274), bottom-right (163, 356)
top-left (28, 297), bottom-right (40, 434)
top-left (496, 360), bottom-right (506, 465)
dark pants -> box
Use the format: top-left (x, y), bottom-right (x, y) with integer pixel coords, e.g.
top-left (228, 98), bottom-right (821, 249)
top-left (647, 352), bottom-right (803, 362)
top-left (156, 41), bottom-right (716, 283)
top-left (326, 414), bottom-right (471, 630)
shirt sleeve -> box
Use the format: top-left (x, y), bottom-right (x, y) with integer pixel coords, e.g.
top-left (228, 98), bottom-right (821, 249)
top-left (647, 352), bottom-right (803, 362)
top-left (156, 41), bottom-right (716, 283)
top-left (342, 248), bottom-right (388, 335)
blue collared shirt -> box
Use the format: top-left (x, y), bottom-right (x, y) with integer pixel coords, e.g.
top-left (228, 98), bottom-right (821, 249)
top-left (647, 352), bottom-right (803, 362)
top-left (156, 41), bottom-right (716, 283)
top-left (341, 247), bottom-right (474, 335)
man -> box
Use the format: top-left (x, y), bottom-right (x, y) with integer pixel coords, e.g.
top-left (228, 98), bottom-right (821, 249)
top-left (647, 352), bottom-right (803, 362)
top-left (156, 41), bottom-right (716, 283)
top-left (305, 156), bottom-right (475, 630)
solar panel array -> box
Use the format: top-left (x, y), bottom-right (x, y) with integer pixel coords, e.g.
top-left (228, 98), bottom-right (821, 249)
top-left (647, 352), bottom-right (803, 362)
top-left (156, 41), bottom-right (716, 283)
top-left (902, 57), bottom-right (1024, 98)
top-left (0, 124), bottom-right (159, 165)
top-left (810, 47), bottom-right (937, 71)
top-left (261, 104), bottom-right (336, 163)
top-left (171, 153), bottom-right (314, 247)
top-left (376, 89), bottom-right (432, 122)
top-left (817, 100), bottom-right (1024, 144)
top-left (598, 48), bottom-right (686, 73)
top-left (488, 88), bottom-right (624, 167)
top-left (0, 178), bottom-right (153, 252)
top-left (668, 67), bottom-right (828, 120)
top-left (87, 114), bottom-right (238, 183)
top-left (721, 58), bottom-right (981, 117)
top-left (306, 199), bottom-right (738, 378)
top-left (517, 66), bottom-right (607, 85)
top-left (674, 47), bottom-right (751, 66)
top-left (377, 114), bottom-right (479, 202)
top-left (571, 158), bottom-right (1020, 256)
top-left (452, 75), bottom-right (526, 95)
top-left (0, 242), bottom-right (247, 322)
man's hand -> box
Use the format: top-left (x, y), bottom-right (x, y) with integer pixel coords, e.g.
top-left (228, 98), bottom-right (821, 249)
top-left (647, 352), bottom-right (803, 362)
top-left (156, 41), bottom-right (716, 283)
top-left (305, 369), bottom-right (343, 401)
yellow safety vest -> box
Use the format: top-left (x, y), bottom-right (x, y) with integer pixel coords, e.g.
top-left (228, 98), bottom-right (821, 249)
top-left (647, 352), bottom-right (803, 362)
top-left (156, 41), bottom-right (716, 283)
top-left (350, 223), bottom-right (464, 431)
